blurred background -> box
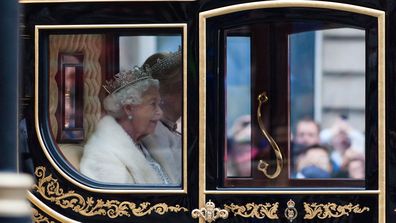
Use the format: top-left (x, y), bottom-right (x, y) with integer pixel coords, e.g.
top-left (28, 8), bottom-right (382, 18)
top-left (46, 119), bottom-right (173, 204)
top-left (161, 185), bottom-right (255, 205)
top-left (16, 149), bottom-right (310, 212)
top-left (119, 35), bottom-right (181, 70)
top-left (226, 28), bottom-right (366, 179)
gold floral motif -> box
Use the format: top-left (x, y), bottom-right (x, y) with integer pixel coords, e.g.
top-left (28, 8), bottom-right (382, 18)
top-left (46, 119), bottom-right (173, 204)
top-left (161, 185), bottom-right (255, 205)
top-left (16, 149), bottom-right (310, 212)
top-left (304, 202), bottom-right (369, 219)
top-left (223, 202), bottom-right (279, 219)
top-left (32, 208), bottom-right (57, 223)
top-left (32, 166), bottom-right (188, 219)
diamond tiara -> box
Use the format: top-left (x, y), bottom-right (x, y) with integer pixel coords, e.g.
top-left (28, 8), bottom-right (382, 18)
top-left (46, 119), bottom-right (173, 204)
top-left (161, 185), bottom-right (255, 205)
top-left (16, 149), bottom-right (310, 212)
top-left (150, 47), bottom-right (181, 75)
top-left (102, 66), bottom-right (152, 94)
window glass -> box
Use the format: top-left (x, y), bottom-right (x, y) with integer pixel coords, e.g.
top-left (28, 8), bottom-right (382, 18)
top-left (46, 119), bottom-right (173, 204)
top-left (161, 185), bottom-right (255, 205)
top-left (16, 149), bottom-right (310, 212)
top-left (223, 25), bottom-right (366, 187)
top-left (226, 36), bottom-right (251, 177)
top-left (48, 33), bottom-right (183, 186)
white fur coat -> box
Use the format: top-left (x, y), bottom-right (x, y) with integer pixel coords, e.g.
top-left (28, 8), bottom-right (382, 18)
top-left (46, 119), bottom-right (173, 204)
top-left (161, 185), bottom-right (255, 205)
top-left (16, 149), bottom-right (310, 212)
top-left (80, 116), bottom-right (165, 184)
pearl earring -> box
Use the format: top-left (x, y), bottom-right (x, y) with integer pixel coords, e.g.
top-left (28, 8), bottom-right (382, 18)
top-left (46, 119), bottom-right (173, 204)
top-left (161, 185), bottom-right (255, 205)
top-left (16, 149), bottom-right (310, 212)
top-left (128, 115), bottom-right (133, 120)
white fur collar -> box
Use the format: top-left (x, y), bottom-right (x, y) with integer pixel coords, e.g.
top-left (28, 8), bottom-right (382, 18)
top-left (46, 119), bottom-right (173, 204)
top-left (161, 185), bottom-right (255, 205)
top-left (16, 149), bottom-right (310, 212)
top-left (80, 115), bottom-right (163, 184)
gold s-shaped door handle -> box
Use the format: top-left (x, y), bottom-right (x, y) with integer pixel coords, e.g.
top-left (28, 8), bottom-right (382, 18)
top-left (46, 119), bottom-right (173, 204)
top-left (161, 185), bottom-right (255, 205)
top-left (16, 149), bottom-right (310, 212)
top-left (191, 200), bottom-right (229, 223)
top-left (256, 92), bottom-right (283, 179)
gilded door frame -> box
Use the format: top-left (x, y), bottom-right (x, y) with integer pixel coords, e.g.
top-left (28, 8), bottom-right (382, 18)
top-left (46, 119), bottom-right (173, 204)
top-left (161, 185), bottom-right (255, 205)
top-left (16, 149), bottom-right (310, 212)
top-left (199, 1), bottom-right (385, 222)
top-left (33, 24), bottom-right (188, 194)
top-left (28, 23), bottom-right (190, 222)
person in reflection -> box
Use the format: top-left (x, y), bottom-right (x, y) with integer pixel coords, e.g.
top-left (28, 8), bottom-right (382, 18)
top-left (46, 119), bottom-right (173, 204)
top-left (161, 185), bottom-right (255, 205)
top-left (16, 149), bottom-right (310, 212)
top-left (343, 152), bottom-right (365, 179)
top-left (141, 49), bottom-right (182, 184)
top-left (294, 118), bottom-right (321, 147)
top-left (295, 144), bottom-right (333, 178)
top-left (292, 118), bottom-right (321, 176)
top-left (80, 65), bottom-right (172, 184)
top-left (227, 115), bottom-right (258, 177)
top-left (334, 148), bottom-right (365, 179)
top-left (320, 115), bottom-right (365, 168)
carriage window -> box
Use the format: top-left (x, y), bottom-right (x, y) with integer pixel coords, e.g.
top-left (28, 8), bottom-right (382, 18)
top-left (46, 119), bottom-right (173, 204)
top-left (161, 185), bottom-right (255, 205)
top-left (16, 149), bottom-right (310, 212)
top-left (222, 24), bottom-right (366, 187)
top-left (47, 31), bottom-right (183, 186)
top-left (225, 36), bottom-right (252, 177)
top-left (290, 28), bottom-right (366, 180)
top-left (56, 54), bottom-right (84, 143)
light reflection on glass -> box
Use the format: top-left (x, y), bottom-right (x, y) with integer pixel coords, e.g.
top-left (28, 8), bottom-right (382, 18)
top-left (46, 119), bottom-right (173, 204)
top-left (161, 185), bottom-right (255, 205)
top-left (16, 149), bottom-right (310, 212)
top-left (64, 66), bottom-right (76, 129)
top-left (226, 36), bottom-right (252, 177)
top-left (290, 28), bottom-right (366, 179)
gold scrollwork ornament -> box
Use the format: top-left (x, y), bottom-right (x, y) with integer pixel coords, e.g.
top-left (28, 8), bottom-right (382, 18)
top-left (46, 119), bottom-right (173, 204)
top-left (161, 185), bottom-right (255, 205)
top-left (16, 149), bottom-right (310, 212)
top-left (32, 166), bottom-right (188, 219)
top-left (304, 202), bottom-right (370, 219)
top-left (191, 200), bottom-right (229, 223)
top-left (32, 208), bottom-right (57, 223)
top-left (284, 199), bottom-right (298, 222)
top-left (256, 92), bottom-right (283, 179)
top-left (224, 202), bottom-right (279, 219)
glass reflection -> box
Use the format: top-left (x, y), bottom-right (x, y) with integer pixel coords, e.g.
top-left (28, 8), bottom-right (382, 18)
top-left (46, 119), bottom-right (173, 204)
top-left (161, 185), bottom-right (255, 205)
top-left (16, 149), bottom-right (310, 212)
top-left (64, 66), bottom-right (76, 128)
top-left (290, 28), bottom-right (366, 179)
top-left (226, 37), bottom-right (252, 177)
top-left (224, 26), bottom-right (366, 186)
top-left (48, 33), bottom-right (183, 186)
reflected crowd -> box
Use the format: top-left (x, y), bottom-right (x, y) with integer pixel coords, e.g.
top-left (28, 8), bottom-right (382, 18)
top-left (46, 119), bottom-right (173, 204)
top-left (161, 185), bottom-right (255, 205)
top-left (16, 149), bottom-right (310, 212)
top-left (292, 116), bottom-right (365, 179)
top-left (227, 114), bottom-right (365, 179)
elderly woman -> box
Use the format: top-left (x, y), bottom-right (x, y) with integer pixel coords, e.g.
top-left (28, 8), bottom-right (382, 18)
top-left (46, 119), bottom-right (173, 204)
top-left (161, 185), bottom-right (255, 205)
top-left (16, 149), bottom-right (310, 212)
top-left (80, 66), bottom-right (171, 184)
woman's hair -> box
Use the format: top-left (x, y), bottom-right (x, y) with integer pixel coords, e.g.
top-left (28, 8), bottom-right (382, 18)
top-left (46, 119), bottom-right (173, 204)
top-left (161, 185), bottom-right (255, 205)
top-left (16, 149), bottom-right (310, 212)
top-left (103, 78), bottom-right (159, 118)
top-left (143, 52), bottom-right (181, 94)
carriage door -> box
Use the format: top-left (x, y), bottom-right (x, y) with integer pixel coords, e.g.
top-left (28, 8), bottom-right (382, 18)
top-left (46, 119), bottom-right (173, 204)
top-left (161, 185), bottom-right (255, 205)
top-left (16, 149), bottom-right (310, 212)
top-left (196, 2), bottom-right (385, 223)
top-left (20, 1), bottom-right (388, 223)
top-left (21, 1), bottom-right (196, 222)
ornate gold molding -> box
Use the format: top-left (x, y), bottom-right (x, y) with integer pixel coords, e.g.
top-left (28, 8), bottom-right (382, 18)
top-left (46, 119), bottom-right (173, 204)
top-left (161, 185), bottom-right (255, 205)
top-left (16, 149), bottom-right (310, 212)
top-left (32, 208), bottom-right (57, 223)
top-left (32, 166), bottom-right (188, 219)
top-left (304, 202), bottom-right (369, 219)
top-left (223, 202), bottom-right (279, 219)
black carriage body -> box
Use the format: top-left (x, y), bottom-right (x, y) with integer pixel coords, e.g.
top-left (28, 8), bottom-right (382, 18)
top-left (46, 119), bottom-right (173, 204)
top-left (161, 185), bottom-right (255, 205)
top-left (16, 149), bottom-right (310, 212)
top-left (17, 0), bottom-right (396, 223)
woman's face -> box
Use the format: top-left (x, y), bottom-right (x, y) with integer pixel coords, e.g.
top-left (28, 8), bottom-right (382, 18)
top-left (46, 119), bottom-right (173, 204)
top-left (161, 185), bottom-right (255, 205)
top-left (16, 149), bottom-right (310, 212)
top-left (126, 87), bottom-right (163, 140)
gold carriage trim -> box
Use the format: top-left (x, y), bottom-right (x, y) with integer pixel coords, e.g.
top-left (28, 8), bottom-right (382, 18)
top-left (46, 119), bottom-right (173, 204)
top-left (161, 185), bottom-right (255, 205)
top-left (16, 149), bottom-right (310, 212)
top-left (223, 202), bottom-right (279, 219)
top-left (32, 208), bottom-right (57, 223)
top-left (303, 202), bottom-right (370, 219)
top-left (32, 166), bottom-right (188, 219)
